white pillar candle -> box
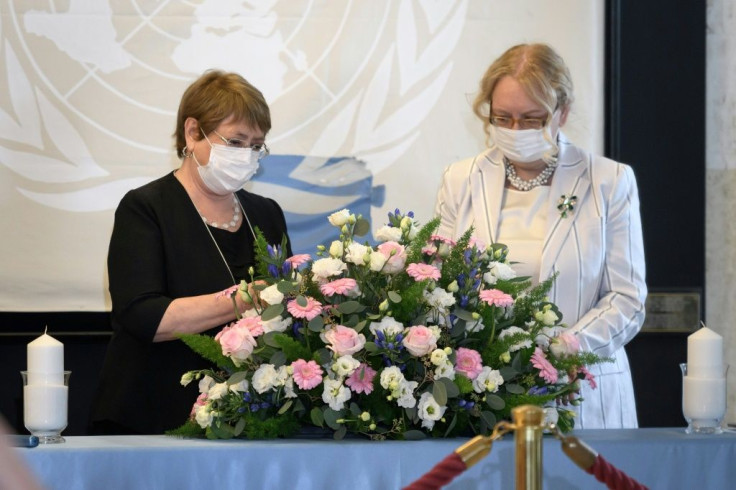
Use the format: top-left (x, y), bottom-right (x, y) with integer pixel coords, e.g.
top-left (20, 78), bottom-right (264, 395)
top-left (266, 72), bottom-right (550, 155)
top-left (683, 376), bottom-right (727, 420)
top-left (27, 330), bottom-right (64, 385)
top-left (687, 326), bottom-right (723, 378)
top-left (23, 384), bottom-right (68, 434)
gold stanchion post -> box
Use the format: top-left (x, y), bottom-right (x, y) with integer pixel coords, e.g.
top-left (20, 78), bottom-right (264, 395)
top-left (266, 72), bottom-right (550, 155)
top-left (512, 405), bottom-right (545, 490)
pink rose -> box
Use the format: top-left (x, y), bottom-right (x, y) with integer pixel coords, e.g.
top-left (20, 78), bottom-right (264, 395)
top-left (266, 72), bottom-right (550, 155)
top-left (190, 393), bottom-right (208, 419)
top-left (376, 241), bottom-right (407, 274)
top-left (402, 325), bottom-right (437, 357)
top-left (215, 322), bottom-right (257, 362)
top-left (455, 347), bottom-right (483, 380)
top-left (324, 325), bottom-right (366, 356)
top-left (549, 332), bottom-right (580, 358)
top-left (291, 359), bottom-right (324, 390)
top-left (234, 316), bottom-right (264, 337)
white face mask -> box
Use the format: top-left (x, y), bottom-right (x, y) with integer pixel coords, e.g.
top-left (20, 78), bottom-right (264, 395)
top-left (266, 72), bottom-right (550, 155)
top-left (490, 111), bottom-right (561, 164)
top-left (195, 135), bottom-right (260, 195)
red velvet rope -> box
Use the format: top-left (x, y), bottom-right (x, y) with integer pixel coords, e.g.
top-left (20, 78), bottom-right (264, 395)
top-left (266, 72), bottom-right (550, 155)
top-left (402, 452), bottom-right (467, 490)
top-left (586, 454), bottom-right (649, 490)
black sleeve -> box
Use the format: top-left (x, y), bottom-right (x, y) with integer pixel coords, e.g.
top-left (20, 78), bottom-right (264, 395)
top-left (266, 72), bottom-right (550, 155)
top-left (107, 190), bottom-right (173, 343)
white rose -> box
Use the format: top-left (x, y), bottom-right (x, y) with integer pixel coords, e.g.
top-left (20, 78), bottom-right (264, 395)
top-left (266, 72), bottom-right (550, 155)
top-left (375, 225), bottom-right (403, 242)
top-left (329, 240), bottom-right (344, 258)
top-left (345, 242), bottom-right (371, 266)
top-left (260, 284), bottom-right (284, 305)
top-left (311, 257), bottom-right (347, 282)
top-left (369, 252), bottom-right (387, 272)
top-left (252, 364), bottom-right (278, 393)
top-left (328, 209), bottom-right (351, 227)
top-left (207, 382), bottom-right (229, 401)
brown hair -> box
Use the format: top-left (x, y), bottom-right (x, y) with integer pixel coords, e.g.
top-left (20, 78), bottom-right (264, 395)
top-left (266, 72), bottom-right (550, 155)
top-left (174, 70), bottom-right (271, 158)
top-left (472, 43), bottom-right (574, 137)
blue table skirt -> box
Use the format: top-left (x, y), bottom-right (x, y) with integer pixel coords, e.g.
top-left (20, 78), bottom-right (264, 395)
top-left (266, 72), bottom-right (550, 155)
top-left (17, 428), bottom-right (736, 489)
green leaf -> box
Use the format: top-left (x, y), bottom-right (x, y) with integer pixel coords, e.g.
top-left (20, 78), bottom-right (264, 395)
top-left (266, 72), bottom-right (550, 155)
top-left (277, 399), bottom-right (293, 415)
top-left (499, 366), bottom-right (518, 380)
top-left (486, 394), bottom-right (505, 410)
top-left (432, 381), bottom-right (448, 406)
top-left (388, 291), bottom-right (402, 303)
top-left (438, 377), bottom-right (460, 398)
top-left (353, 217), bottom-right (371, 237)
top-left (354, 319), bottom-right (367, 333)
top-left (403, 430), bottom-right (427, 440)
top-left (261, 304), bottom-right (284, 322)
top-left (334, 425), bottom-right (347, 440)
top-left (233, 417), bottom-right (246, 437)
top-left (276, 281), bottom-right (298, 295)
top-left (296, 295), bottom-right (308, 307)
top-left (307, 316), bottom-right (324, 332)
top-left (310, 407), bottom-right (325, 427)
top-left (324, 408), bottom-right (344, 430)
top-left (505, 383), bottom-right (525, 394)
top-left (263, 331), bottom-right (281, 348)
top-left (364, 342), bottom-right (379, 353)
top-left (337, 301), bottom-right (364, 314)
top-left (443, 413), bottom-right (458, 438)
top-left (480, 410), bottom-right (497, 430)
top-left (210, 421), bottom-right (234, 440)
top-left (453, 308), bottom-right (475, 321)
top-left (269, 350), bottom-right (287, 367)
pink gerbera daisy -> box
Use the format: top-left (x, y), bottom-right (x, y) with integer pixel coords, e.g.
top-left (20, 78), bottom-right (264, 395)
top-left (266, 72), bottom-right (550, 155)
top-left (291, 359), bottom-right (324, 390)
top-left (479, 289), bottom-right (514, 308)
top-left (406, 263), bottom-right (441, 282)
top-left (287, 296), bottom-right (323, 320)
top-left (344, 363), bottom-right (377, 394)
top-left (429, 235), bottom-right (456, 245)
top-left (531, 347), bottom-right (558, 384)
top-left (320, 277), bottom-right (359, 297)
top-left (578, 366), bottom-right (597, 389)
top-left (285, 254), bottom-right (311, 267)
top-left (215, 284), bottom-right (239, 299)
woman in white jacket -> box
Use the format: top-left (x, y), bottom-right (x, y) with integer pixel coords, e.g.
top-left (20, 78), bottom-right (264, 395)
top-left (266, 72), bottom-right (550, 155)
top-left (434, 43), bottom-right (646, 428)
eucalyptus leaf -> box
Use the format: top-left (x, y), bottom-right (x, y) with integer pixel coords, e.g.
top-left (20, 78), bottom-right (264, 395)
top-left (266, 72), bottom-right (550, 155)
top-left (443, 413), bottom-right (458, 438)
top-left (310, 407), bottom-right (325, 427)
top-left (511, 352), bottom-right (523, 371)
top-left (277, 399), bottom-right (293, 415)
top-left (364, 342), bottom-right (379, 353)
top-left (307, 316), bottom-right (324, 332)
top-left (453, 308), bottom-right (475, 321)
top-left (334, 425), bottom-right (347, 440)
top-left (403, 430), bottom-right (427, 440)
top-left (227, 371), bottom-right (248, 385)
top-left (499, 366), bottom-right (518, 381)
top-left (296, 295), bottom-right (308, 307)
top-left (354, 319), bottom-right (367, 333)
top-left (263, 331), bottom-right (281, 348)
top-left (485, 394), bottom-right (505, 410)
top-left (480, 410), bottom-right (497, 429)
top-left (388, 291), bottom-right (402, 303)
top-left (276, 281), bottom-right (297, 295)
top-left (233, 417), bottom-right (246, 437)
top-left (432, 381), bottom-right (448, 406)
top-left (353, 217), bottom-right (371, 236)
top-left (260, 304), bottom-right (284, 322)
top-left (505, 383), bottom-right (525, 395)
top-left (269, 350), bottom-right (287, 367)
top-left (337, 301), bottom-right (364, 314)
top-left (438, 377), bottom-right (460, 398)
top-left (324, 408), bottom-right (343, 430)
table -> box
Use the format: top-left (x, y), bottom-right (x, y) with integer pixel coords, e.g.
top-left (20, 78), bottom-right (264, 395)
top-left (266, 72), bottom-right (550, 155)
top-left (16, 428), bottom-right (736, 489)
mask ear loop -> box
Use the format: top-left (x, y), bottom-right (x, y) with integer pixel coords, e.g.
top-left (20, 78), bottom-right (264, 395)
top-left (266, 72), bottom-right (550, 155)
top-left (542, 110), bottom-right (562, 165)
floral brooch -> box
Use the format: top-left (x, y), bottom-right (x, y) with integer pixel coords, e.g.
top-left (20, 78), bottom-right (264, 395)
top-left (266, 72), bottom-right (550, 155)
top-left (557, 194), bottom-right (577, 218)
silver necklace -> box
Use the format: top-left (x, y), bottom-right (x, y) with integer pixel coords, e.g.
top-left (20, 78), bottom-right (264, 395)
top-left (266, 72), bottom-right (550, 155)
top-left (504, 157), bottom-right (556, 191)
top-left (200, 194), bottom-right (241, 229)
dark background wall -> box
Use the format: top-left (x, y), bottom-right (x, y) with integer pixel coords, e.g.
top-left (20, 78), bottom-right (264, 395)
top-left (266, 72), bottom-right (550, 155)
top-left (0, 0), bottom-right (706, 433)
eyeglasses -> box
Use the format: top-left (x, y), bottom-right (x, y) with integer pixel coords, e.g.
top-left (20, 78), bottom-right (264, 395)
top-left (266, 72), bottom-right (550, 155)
top-left (489, 114), bottom-right (547, 130)
top-left (213, 130), bottom-right (270, 159)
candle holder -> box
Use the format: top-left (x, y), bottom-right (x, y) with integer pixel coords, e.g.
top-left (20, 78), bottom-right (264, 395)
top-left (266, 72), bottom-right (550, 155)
top-left (21, 370), bottom-right (71, 444)
top-left (680, 363), bottom-right (729, 434)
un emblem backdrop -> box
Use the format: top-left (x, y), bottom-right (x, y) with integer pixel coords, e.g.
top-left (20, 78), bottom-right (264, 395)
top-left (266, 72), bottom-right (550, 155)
top-left (0, 0), bottom-right (604, 310)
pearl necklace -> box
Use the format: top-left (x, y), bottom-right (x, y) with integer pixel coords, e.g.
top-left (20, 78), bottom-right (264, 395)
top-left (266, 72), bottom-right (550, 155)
top-left (504, 157), bottom-right (557, 191)
top-left (201, 194), bottom-right (241, 229)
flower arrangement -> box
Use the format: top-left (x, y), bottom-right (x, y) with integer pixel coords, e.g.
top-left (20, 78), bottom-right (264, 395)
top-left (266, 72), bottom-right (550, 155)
top-left (172, 209), bottom-right (605, 440)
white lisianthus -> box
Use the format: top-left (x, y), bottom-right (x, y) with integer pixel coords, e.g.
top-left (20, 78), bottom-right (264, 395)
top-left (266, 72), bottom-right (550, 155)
top-left (332, 355), bottom-right (361, 377)
top-left (252, 364), bottom-right (279, 394)
top-left (283, 377), bottom-right (297, 398)
top-left (207, 382), bottom-right (229, 401)
top-left (417, 392), bottom-right (446, 430)
top-left (498, 326), bottom-right (533, 352)
top-left (261, 315), bottom-right (292, 334)
top-left (380, 366), bottom-right (405, 393)
top-left (198, 375), bottom-right (215, 394)
top-left (369, 252), bottom-right (387, 272)
top-left (375, 225), bottom-right (403, 242)
top-left (465, 319), bottom-right (485, 333)
top-left (535, 307), bottom-right (559, 326)
top-left (396, 380), bottom-right (419, 408)
top-left (434, 362), bottom-right (456, 380)
top-left (180, 372), bottom-right (194, 387)
top-left (407, 223), bottom-right (419, 240)
top-left (329, 240), bottom-right (344, 258)
top-left (472, 366), bottom-right (505, 393)
top-left (311, 257), bottom-right (347, 282)
top-left (430, 348), bottom-right (448, 366)
top-left (345, 242), bottom-right (371, 266)
top-left (483, 261), bottom-right (517, 285)
top-left (369, 316), bottom-right (405, 337)
top-left (322, 378), bottom-right (351, 411)
top-left (328, 209), bottom-right (351, 227)
top-left (194, 404), bottom-right (213, 429)
top-left (274, 365), bottom-right (290, 387)
top-left (229, 379), bottom-right (249, 393)
top-left (259, 284), bottom-right (284, 305)
top-left (423, 288), bottom-right (456, 310)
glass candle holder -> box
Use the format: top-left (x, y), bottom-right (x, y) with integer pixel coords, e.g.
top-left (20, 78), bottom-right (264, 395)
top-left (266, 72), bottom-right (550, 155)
top-left (21, 370), bottom-right (71, 444)
top-left (680, 363), bottom-right (728, 434)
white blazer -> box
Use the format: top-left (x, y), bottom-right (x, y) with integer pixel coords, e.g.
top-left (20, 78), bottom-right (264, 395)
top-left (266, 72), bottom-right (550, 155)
top-left (434, 134), bottom-right (647, 428)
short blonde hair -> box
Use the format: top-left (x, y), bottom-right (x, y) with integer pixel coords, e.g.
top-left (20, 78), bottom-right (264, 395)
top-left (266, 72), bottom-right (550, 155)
top-left (473, 43), bottom-right (574, 137)
top-left (174, 70), bottom-right (271, 158)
